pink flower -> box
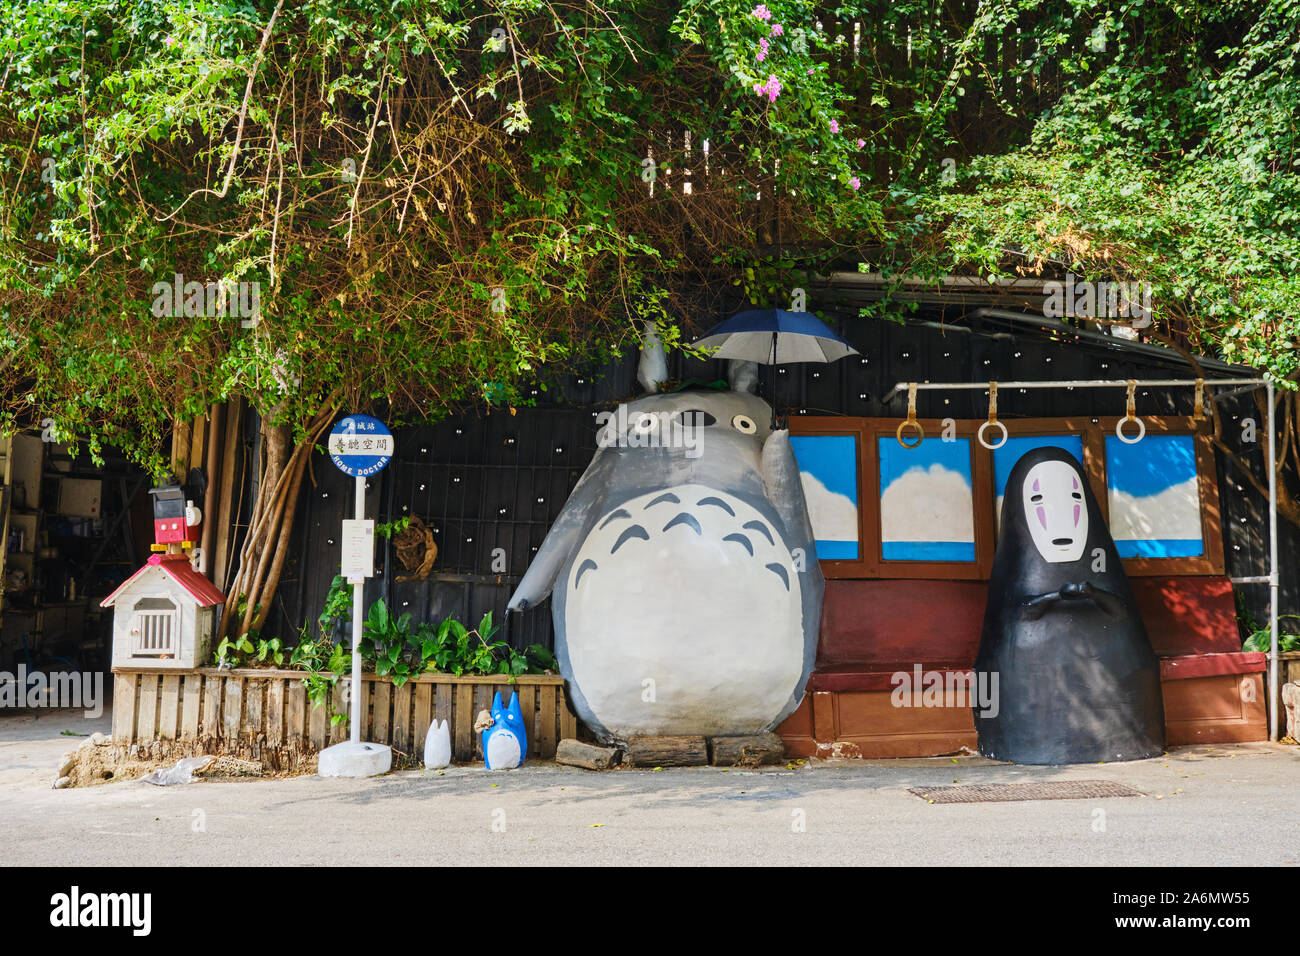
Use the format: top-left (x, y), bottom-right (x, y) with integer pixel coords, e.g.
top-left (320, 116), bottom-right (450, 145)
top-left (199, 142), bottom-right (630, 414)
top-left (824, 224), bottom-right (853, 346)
top-left (752, 4), bottom-right (771, 20)
top-left (857, 138), bottom-right (865, 148)
top-left (849, 176), bottom-right (861, 191)
top-left (771, 23), bottom-right (784, 36)
top-left (752, 74), bottom-right (782, 103)
top-left (757, 37), bottom-right (769, 61)
top-left (829, 119), bottom-right (839, 134)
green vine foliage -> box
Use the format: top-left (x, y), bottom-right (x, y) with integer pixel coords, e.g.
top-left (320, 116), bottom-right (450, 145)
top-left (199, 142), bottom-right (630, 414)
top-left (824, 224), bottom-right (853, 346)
top-left (1, 0), bottom-right (1296, 472)
top-left (0, 0), bottom-right (881, 469)
top-left (871, 0), bottom-right (1300, 381)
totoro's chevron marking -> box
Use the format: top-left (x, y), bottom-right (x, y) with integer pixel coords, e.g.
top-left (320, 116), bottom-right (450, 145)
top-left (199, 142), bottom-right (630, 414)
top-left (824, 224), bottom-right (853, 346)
top-left (611, 525), bottom-right (650, 554)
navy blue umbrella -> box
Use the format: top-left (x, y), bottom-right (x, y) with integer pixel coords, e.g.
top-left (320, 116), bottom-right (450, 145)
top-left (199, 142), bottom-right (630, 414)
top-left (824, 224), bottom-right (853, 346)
top-left (692, 308), bottom-right (858, 426)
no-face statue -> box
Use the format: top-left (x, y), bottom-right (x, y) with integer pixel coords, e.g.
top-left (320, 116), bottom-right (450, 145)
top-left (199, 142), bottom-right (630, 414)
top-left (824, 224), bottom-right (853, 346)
top-left (974, 446), bottom-right (1165, 764)
top-left (506, 371), bottom-right (823, 742)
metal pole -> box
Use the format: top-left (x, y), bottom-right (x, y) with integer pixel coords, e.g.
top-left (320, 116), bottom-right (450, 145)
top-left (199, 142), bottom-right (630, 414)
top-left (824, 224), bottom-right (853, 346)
top-left (770, 331), bottom-right (778, 430)
top-left (350, 474), bottom-right (365, 746)
top-left (1267, 380), bottom-right (1279, 741)
top-left (883, 377), bottom-right (1269, 403)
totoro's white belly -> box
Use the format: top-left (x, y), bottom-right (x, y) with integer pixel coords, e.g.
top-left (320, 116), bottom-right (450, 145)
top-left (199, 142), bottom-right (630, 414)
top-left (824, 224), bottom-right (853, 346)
top-left (563, 483), bottom-right (803, 738)
top-left (485, 730), bottom-right (522, 770)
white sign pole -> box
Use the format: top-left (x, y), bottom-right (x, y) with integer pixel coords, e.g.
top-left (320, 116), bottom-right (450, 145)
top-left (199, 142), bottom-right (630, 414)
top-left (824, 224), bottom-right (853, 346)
top-left (318, 413), bottom-right (394, 778)
top-left (350, 474), bottom-right (365, 746)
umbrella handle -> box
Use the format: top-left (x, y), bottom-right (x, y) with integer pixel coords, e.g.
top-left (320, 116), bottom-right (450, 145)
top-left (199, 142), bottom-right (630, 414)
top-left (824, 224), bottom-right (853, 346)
top-left (896, 383), bottom-right (925, 448)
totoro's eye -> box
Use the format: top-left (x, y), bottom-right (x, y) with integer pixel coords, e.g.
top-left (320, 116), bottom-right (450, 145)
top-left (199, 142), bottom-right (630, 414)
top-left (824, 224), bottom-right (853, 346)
top-left (632, 413), bottom-right (659, 435)
top-left (731, 414), bottom-right (757, 434)
top-left (675, 409), bottom-right (716, 428)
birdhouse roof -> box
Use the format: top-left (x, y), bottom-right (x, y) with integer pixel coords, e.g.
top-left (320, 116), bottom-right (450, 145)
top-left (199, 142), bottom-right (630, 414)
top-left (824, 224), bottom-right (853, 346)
top-left (100, 554), bottom-right (226, 609)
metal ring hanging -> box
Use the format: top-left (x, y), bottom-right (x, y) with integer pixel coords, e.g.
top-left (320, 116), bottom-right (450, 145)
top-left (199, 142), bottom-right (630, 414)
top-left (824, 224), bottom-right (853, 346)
top-left (1116, 379), bottom-right (1146, 444)
top-left (977, 381), bottom-right (1008, 450)
top-left (896, 383), bottom-right (925, 448)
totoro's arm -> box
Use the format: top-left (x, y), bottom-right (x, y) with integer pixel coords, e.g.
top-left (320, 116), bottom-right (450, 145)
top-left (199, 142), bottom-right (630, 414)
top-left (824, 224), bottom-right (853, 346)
top-left (760, 429), bottom-right (819, 563)
top-left (506, 446), bottom-right (614, 611)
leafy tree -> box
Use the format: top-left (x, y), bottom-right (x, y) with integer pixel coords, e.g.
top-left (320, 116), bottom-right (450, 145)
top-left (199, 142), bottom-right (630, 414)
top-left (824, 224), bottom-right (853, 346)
top-left (2, 0), bottom-right (1298, 631)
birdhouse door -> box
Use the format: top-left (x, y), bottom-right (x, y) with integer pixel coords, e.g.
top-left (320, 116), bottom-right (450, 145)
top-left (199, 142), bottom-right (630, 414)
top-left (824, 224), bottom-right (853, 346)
top-left (128, 597), bottom-right (180, 659)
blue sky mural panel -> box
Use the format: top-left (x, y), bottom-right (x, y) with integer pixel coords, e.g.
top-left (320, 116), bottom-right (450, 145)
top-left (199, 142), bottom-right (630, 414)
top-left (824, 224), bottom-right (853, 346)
top-left (877, 436), bottom-right (976, 562)
top-left (790, 434), bottom-right (861, 560)
top-left (1105, 434), bottom-right (1204, 558)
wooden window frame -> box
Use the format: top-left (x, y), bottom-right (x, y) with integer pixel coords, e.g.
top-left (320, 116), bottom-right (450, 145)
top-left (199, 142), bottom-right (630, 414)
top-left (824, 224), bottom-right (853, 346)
top-left (788, 418), bottom-right (872, 578)
top-left (790, 415), bottom-right (1225, 580)
top-left (1095, 416), bottom-right (1225, 577)
top-left (863, 418), bottom-right (994, 580)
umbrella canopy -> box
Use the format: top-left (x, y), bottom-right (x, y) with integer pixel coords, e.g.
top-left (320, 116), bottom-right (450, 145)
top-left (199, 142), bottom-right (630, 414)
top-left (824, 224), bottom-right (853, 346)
top-left (693, 308), bottom-right (859, 426)
top-left (692, 308), bottom-right (858, 365)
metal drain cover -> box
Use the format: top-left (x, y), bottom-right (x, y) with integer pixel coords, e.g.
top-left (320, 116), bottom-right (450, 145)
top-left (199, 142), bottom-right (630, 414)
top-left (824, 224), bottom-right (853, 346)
top-left (909, 780), bottom-right (1145, 804)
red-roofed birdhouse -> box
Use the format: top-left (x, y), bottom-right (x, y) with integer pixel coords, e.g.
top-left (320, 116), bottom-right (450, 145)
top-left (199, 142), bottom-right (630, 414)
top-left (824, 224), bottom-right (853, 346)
top-left (102, 554), bottom-right (225, 669)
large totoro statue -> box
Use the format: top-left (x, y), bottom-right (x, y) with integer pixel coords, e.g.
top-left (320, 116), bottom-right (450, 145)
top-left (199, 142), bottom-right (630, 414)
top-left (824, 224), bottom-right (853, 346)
top-left (974, 446), bottom-right (1165, 764)
top-left (507, 360), bottom-right (824, 742)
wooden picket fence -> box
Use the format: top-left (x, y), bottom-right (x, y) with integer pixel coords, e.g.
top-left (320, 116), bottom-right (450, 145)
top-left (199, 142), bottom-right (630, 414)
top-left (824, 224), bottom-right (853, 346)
top-left (111, 668), bottom-right (576, 770)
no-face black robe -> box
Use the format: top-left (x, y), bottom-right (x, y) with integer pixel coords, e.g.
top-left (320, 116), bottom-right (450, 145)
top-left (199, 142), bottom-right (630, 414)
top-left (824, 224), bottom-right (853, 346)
top-left (974, 446), bottom-right (1165, 764)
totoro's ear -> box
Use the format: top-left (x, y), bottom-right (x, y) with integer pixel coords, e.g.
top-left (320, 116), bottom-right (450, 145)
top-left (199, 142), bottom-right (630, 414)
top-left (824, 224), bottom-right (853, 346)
top-left (636, 320), bottom-right (668, 394)
top-left (507, 692), bottom-right (522, 714)
top-left (728, 360), bottom-right (759, 394)
top-left (492, 691), bottom-right (503, 713)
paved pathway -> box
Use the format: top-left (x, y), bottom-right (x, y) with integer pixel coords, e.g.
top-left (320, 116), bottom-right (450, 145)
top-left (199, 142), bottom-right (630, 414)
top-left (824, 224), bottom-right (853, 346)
top-left (2, 707), bottom-right (1296, 866)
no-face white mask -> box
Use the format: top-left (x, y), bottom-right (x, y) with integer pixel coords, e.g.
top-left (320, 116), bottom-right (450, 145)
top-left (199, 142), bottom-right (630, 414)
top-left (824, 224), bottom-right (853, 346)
top-left (1021, 460), bottom-right (1088, 563)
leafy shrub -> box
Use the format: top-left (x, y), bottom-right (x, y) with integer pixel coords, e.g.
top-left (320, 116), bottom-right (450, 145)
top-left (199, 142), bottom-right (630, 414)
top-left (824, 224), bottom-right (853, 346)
top-left (359, 600), bottom-right (555, 687)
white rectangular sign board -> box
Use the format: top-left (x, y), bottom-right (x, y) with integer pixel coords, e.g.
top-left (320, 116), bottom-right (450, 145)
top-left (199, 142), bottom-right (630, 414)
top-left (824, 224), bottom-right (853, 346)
top-left (328, 433), bottom-right (395, 457)
top-left (341, 519), bottom-right (375, 583)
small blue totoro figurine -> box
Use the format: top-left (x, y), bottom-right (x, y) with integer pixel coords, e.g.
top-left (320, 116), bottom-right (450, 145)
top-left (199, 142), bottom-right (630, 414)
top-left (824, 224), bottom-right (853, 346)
top-left (483, 692), bottom-right (527, 770)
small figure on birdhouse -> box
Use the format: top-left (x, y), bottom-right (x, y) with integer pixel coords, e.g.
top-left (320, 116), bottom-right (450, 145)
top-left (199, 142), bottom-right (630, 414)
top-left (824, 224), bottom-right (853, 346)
top-left (149, 485), bottom-right (202, 552)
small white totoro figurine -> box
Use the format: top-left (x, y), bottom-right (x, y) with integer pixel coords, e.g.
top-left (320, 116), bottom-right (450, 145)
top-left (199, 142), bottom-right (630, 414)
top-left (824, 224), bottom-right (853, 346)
top-left (423, 718), bottom-right (451, 769)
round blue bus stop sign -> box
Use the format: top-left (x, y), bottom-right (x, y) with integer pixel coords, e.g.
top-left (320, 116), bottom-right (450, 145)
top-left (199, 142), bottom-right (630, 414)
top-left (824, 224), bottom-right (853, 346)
top-left (328, 414), bottom-right (394, 477)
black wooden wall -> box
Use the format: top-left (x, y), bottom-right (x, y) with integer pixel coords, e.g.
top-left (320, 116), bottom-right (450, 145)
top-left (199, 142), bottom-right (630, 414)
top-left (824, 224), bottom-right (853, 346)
top-left (268, 306), bottom-right (1296, 651)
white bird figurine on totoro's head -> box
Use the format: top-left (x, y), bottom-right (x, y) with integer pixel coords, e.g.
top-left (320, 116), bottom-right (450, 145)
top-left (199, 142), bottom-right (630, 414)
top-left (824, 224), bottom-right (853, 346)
top-left (507, 347), bottom-right (824, 744)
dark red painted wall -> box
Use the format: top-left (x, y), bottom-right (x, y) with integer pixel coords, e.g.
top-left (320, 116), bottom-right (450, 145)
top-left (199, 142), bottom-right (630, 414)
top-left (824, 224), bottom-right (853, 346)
top-left (817, 575), bottom-right (1242, 672)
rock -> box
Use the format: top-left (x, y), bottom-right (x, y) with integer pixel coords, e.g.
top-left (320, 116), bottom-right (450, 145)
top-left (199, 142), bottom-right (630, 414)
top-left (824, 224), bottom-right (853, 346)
top-left (89, 732), bottom-right (110, 747)
top-left (625, 735), bottom-right (709, 767)
top-left (1283, 682), bottom-right (1299, 741)
top-left (58, 756), bottom-right (77, 778)
top-left (555, 739), bottom-right (620, 771)
top-left (710, 733), bottom-right (786, 767)
top-left (53, 776), bottom-right (71, 790)
top-left (317, 741), bottom-right (391, 778)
